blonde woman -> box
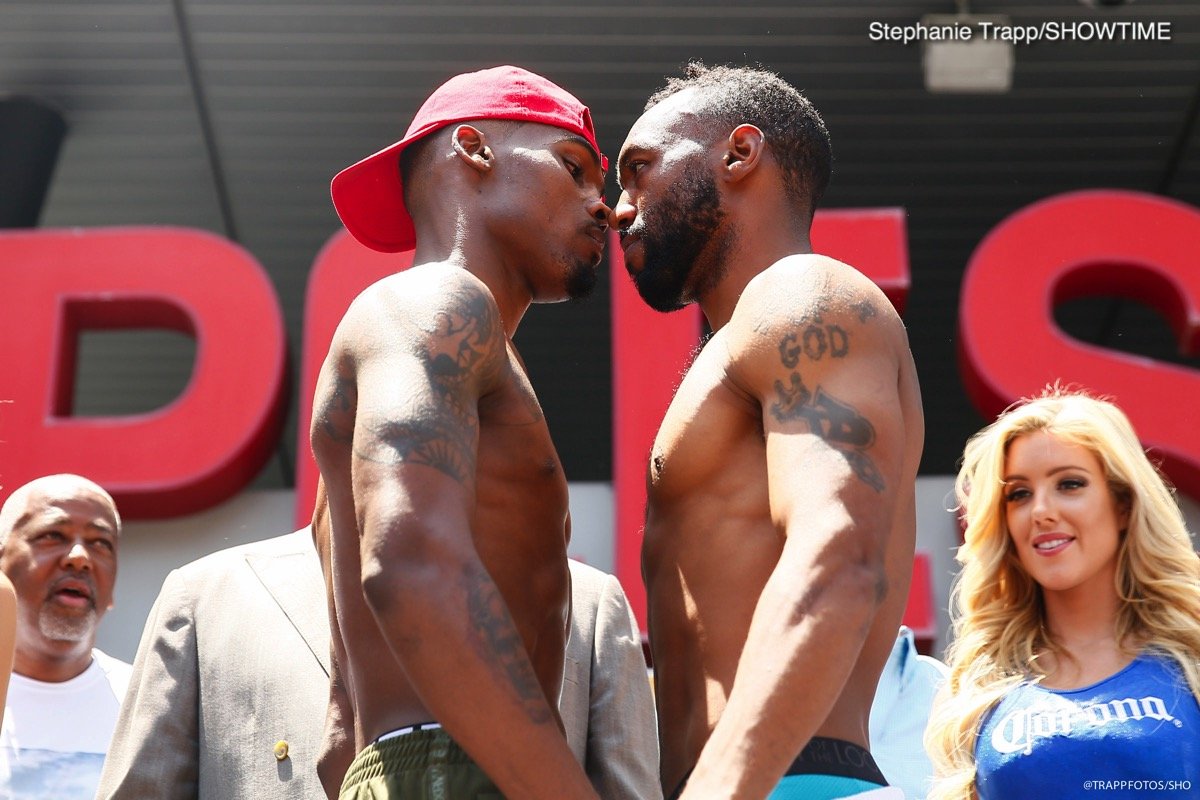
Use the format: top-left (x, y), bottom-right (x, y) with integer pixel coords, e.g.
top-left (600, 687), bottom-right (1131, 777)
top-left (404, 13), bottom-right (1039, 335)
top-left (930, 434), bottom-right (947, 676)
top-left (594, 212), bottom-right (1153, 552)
top-left (927, 390), bottom-right (1200, 799)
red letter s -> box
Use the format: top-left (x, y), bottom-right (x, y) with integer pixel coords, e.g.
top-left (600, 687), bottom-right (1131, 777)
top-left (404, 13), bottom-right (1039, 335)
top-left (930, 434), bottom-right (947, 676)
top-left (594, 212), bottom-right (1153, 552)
top-left (960, 190), bottom-right (1200, 497)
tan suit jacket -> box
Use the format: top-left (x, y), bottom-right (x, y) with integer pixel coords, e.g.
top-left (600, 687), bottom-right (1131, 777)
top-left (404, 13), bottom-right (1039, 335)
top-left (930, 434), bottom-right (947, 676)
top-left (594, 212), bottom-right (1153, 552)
top-left (97, 536), bottom-right (659, 799)
top-left (561, 560), bottom-right (662, 800)
top-left (96, 529), bottom-right (329, 799)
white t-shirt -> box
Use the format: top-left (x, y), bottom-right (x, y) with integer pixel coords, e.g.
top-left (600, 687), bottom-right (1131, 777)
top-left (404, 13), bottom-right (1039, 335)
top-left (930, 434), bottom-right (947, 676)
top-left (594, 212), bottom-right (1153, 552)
top-left (0, 649), bottom-right (132, 800)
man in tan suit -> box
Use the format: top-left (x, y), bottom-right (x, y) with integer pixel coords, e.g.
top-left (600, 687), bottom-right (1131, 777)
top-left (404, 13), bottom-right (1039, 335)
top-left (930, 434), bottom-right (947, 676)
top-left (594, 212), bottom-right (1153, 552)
top-left (96, 534), bottom-right (659, 799)
top-left (95, 529), bottom-right (328, 799)
top-left (562, 560), bottom-right (661, 800)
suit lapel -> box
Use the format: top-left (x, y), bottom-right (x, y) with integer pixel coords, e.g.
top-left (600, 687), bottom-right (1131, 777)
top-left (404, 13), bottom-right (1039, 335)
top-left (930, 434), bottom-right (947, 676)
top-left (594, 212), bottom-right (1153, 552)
top-left (246, 547), bottom-right (332, 677)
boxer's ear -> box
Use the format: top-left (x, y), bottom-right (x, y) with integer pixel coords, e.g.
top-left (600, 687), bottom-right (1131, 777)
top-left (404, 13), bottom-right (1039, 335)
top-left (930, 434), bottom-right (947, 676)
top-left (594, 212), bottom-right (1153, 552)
top-left (452, 125), bottom-right (493, 173)
top-left (722, 124), bottom-right (764, 184)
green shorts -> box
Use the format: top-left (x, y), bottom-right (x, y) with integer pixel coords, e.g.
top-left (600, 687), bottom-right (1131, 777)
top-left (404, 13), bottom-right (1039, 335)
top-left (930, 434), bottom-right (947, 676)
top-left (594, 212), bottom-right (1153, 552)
top-left (339, 726), bottom-right (503, 799)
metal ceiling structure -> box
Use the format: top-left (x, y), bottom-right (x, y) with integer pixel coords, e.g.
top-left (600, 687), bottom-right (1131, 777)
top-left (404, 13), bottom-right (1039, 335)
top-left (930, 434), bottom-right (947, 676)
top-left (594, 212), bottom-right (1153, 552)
top-left (3, 0), bottom-right (1198, 488)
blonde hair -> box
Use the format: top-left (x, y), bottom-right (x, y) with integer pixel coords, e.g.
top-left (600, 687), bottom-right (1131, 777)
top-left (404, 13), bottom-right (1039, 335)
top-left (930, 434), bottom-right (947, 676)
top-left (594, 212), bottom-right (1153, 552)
top-left (926, 388), bottom-right (1200, 800)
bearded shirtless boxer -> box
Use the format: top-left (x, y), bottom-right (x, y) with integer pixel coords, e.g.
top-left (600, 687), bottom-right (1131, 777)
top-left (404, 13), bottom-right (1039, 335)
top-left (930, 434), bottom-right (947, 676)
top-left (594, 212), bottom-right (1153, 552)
top-left (614, 63), bottom-right (925, 800)
top-left (311, 66), bottom-right (610, 799)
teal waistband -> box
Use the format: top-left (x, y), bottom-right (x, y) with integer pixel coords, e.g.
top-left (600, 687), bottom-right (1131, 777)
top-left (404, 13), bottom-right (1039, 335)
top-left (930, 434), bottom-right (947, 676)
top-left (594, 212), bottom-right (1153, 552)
top-left (767, 774), bottom-right (884, 800)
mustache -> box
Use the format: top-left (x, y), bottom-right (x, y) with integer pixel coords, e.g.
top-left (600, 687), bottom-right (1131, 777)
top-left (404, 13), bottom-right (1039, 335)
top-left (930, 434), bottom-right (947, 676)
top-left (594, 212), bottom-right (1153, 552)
top-left (48, 572), bottom-right (98, 607)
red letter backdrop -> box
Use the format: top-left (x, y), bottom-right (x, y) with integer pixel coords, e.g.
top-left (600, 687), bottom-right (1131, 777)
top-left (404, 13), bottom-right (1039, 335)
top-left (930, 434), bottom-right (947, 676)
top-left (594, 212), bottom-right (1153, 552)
top-left (0, 227), bottom-right (286, 517)
top-left (960, 190), bottom-right (1200, 497)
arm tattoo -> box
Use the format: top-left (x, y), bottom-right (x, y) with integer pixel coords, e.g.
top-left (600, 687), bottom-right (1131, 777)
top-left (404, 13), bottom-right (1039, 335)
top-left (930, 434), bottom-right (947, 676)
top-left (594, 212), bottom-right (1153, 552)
top-left (355, 284), bottom-right (501, 485)
top-left (778, 316), bottom-right (849, 368)
top-left (316, 370), bottom-right (357, 445)
top-left (424, 286), bottom-right (501, 399)
top-left (360, 408), bottom-right (477, 484)
top-left (852, 299), bottom-right (878, 324)
top-left (770, 344), bottom-right (886, 493)
top-left (461, 563), bottom-right (553, 725)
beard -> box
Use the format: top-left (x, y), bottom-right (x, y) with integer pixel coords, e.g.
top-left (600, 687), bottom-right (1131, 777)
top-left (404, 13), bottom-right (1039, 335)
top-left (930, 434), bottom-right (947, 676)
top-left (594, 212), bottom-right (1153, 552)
top-left (627, 160), bottom-right (730, 312)
top-left (563, 255), bottom-right (599, 301)
top-left (39, 604), bottom-right (97, 643)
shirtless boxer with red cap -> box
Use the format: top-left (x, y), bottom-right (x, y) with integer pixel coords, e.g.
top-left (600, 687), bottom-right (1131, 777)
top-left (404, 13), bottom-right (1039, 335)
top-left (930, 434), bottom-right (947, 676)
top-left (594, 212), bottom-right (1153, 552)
top-left (312, 65), bottom-right (611, 800)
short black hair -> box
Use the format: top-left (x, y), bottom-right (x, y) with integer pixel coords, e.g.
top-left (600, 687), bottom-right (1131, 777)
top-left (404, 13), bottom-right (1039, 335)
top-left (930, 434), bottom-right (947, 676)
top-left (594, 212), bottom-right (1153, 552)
top-left (647, 62), bottom-right (832, 212)
top-left (399, 130), bottom-right (437, 194)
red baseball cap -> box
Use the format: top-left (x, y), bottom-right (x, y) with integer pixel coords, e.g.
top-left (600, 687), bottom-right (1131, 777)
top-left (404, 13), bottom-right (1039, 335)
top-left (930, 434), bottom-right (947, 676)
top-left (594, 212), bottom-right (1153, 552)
top-left (331, 65), bottom-right (607, 254)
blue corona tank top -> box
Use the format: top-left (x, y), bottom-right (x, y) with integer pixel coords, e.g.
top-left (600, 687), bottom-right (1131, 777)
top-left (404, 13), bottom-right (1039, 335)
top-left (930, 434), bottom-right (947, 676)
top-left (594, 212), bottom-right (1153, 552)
top-left (974, 655), bottom-right (1200, 799)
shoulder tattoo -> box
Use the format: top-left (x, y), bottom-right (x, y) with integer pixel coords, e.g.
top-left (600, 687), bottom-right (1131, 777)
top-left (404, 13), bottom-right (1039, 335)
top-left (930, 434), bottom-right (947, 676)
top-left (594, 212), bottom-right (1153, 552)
top-left (316, 368), bottom-right (357, 445)
top-left (778, 314), bottom-right (850, 367)
top-left (425, 284), bottom-right (502, 393)
top-left (852, 298), bottom-right (878, 324)
top-left (769, 320), bottom-right (886, 493)
top-left (355, 284), bottom-right (503, 485)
